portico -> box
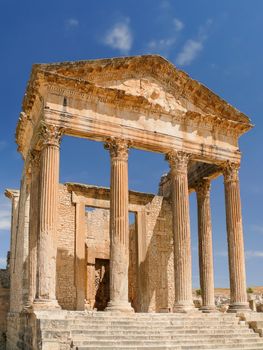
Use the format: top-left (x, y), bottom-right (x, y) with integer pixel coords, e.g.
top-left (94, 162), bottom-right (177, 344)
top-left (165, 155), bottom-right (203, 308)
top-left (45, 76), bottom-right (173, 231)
top-left (13, 55), bottom-right (252, 316)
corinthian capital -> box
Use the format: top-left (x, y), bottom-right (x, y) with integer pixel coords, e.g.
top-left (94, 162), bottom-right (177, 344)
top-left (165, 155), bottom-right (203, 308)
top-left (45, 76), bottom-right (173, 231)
top-left (104, 137), bottom-right (131, 161)
top-left (39, 123), bottom-right (64, 148)
top-left (195, 179), bottom-right (211, 198)
top-left (165, 150), bottom-right (191, 174)
top-left (222, 161), bottom-right (240, 183)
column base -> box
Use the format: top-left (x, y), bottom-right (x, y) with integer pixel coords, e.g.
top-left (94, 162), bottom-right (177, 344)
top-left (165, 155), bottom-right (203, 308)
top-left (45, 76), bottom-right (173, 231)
top-left (105, 301), bottom-right (134, 313)
top-left (173, 302), bottom-right (197, 313)
top-left (32, 298), bottom-right (61, 311)
top-left (227, 302), bottom-right (250, 313)
top-left (199, 305), bottom-right (218, 313)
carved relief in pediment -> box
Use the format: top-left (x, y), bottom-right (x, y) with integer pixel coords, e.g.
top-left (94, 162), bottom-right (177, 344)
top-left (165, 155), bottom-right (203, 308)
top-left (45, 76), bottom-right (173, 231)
top-left (98, 78), bottom-right (196, 115)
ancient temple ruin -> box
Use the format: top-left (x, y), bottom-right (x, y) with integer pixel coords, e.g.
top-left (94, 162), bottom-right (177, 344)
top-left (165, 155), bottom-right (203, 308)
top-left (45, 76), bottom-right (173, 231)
top-left (4, 55), bottom-right (263, 349)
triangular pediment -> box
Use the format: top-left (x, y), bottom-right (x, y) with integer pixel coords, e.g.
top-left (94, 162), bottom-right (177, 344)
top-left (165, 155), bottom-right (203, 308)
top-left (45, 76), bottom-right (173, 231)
top-left (28, 55), bottom-right (251, 126)
top-left (17, 55), bottom-right (254, 161)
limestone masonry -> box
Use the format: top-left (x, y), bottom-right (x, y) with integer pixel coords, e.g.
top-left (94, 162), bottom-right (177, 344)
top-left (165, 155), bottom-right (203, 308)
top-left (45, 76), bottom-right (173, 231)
top-left (2, 55), bottom-right (263, 349)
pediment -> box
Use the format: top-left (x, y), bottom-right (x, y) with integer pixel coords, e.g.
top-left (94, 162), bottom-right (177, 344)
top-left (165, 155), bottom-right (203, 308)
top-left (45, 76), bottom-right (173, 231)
top-left (17, 55), bottom-right (253, 159)
top-left (27, 55), bottom-right (251, 126)
top-left (96, 77), bottom-right (200, 115)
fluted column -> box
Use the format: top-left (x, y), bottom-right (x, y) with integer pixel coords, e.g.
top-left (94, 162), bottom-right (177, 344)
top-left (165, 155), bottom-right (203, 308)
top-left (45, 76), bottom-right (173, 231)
top-left (26, 150), bottom-right (41, 308)
top-left (104, 138), bottom-right (133, 313)
top-left (196, 179), bottom-right (216, 312)
top-left (166, 151), bottom-right (195, 312)
top-left (33, 124), bottom-right (64, 309)
top-left (223, 162), bottom-right (249, 312)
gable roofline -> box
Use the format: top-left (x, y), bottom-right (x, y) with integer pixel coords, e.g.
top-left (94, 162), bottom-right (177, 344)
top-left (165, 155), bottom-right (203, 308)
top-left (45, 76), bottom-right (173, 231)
top-left (22, 55), bottom-right (252, 125)
top-left (17, 55), bottom-right (253, 157)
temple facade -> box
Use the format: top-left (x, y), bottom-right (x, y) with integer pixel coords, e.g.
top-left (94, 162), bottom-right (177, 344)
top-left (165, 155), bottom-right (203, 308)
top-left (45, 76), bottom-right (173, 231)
top-left (3, 55), bottom-right (255, 349)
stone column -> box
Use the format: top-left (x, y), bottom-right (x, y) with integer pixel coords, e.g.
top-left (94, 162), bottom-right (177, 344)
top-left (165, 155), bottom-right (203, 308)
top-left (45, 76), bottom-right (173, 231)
top-left (33, 124), bottom-right (64, 309)
top-left (166, 151), bottom-right (195, 312)
top-left (26, 150), bottom-right (41, 307)
top-left (223, 162), bottom-right (249, 312)
top-left (104, 138), bottom-right (133, 313)
top-left (196, 179), bottom-right (216, 312)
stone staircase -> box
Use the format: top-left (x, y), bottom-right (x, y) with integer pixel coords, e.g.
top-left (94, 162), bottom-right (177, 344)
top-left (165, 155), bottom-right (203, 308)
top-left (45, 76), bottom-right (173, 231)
top-left (38, 311), bottom-right (263, 350)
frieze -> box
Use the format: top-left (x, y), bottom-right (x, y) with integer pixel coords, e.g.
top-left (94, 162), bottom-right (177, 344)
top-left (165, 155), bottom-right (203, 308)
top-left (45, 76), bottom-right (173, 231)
top-left (16, 56), bottom-right (253, 161)
top-left (45, 84), bottom-right (246, 139)
top-left (20, 57), bottom-right (252, 128)
top-left (43, 108), bottom-right (242, 164)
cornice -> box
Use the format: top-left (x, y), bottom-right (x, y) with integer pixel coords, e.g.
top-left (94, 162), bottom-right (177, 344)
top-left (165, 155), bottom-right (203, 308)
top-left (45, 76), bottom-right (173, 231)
top-left (36, 55), bottom-right (252, 123)
top-left (45, 82), bottom-right (250, 137)
top-left (16, 55), bottom-right (253, 156)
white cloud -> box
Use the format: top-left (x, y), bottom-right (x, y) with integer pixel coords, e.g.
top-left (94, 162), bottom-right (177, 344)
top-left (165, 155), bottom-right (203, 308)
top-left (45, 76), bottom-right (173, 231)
top-left (175, 19), bottom-right (213, 66)
top-left (0, 196), bottom-right (11, 231)
top-left (104, 18), bottom-right (133, 54)
top-left (176, 39), bottom-right (203, 66)
top-left (147, 38), bottom-right (176, 55)
top-left (146, 16), bottom-right (184, 57)
top-left (173, 18), bottom-right (184, 32)
top-left (245, 251), bottom-right (263, 259)
top-left (65, 18), bottom-right (79, 29)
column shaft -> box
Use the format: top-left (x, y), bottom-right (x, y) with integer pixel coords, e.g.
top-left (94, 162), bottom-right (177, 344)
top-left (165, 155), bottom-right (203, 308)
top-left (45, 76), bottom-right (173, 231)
top-left (105, 138), bottom-right (133, 313)
top-left (224, 163), bottom-right (249, 312)
top-left (34, 124), bottom-right (63, 309)
top-left (27, 151), bottom-right (40, 306)
top-left (196, 179), bottom-right (216, 312)
top-left (166, 151), bottom-right (194, 312)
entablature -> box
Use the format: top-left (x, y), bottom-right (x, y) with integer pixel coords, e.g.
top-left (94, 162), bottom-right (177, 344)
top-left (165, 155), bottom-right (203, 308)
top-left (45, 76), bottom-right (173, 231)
top-left (16, 55), bottom-right (253, 165)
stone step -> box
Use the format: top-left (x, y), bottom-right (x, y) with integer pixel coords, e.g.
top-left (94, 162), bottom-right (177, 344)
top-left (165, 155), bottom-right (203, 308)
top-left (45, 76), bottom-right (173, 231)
top-left (74, 346), bottom-right (263, 350)
top-left (38, 312), bottom-right (263, 350)
top-left (72, 334), bottom-right (260, 341)
top-left (68, 318), bottom-right (239, 324)
top-left (40, 321), bottom-right (245, 330)
top-left (66, 316), bottom-right (239, 322)
top-left (74, 344), bottom-right (263, 350)
top-left (67, 314), bottom-right (236, 318)
top-left (67, 323), bottom-right (246, 330)
top-left (69, 328), bottom-right (254, 335)
top-left (43, 315), bottom-right (239, 320)
top-left (72, 338), bottom-right (263, 347)
top-left (66, 320), bottom-right (243, 327)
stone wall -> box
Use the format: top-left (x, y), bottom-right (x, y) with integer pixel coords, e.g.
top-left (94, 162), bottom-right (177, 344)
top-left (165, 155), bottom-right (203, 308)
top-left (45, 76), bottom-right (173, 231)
top-left (83, 194), bottom-right (174, 312)
top-left (57, 184), bottom-right (175, 313)
top-left (56, 184), bottom-right (76, 310)
top-left (0, 267), bottom-right (9, 350)
top-left (6, 182), bottom-right (175, 317)
top-left (140, 196), bottom-right (174, 312)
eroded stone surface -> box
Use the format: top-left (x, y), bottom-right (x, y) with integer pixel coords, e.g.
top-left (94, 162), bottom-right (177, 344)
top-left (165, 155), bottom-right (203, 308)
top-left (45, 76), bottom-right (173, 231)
top-left (1, 55), bottom-right (255, 349)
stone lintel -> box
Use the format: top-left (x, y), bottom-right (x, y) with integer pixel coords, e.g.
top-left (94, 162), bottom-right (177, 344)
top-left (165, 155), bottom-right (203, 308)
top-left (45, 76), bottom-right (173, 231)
top-left (68, 183), bottom-right (156, 207)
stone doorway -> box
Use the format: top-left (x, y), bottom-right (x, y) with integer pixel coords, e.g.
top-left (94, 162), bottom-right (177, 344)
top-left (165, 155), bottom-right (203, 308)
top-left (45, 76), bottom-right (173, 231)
top-left (94, 258), bottom-right (110, 311)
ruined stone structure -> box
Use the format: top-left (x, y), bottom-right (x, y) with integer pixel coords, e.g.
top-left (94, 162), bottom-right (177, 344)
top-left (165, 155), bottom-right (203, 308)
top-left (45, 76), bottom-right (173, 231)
top-left (3, 55), bottom-right (263, 349)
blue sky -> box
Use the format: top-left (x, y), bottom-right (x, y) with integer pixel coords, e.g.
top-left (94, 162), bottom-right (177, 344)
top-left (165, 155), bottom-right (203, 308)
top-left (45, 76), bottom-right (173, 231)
top-left (0, 0), bottom-right (263, 288)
